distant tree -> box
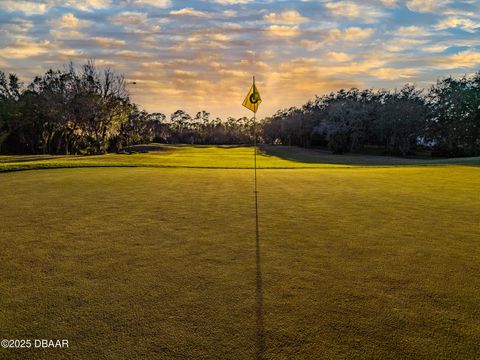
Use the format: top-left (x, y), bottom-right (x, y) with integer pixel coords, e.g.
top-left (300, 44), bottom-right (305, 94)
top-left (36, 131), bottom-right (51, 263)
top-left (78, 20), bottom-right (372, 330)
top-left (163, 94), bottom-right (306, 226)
top-left (0, 72), bottom-right (22, 152)
top-left (427, 73), bottom-right (480, 156)
top-left (194, 110), bottom-right (211, 143)
top-left (265, 86), bottom-right (432, 156)
top-left (77, 62), bottom-right (130, 154)
top-left (27, 69), bottom-right (71, 154)
top-left (262, 115), bottom-right (282, 144)
top-left (147, 112), bottom-right (167, 142)
top-left (318, 89), bottom-right (374, 153)
top-left (1, 65), bottom-right (478, 156)
top-left (114, 104), bottom-right (149, 148)
top-left (375, 85), bottom-right (427, 156)
top-left (170, 109), bottom-right (192, 142)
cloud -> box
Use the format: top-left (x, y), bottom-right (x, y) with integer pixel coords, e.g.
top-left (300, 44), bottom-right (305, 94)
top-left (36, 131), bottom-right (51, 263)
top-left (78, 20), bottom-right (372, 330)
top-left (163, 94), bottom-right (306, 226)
top-left (55, 48), bottom-right (85, 60)
top-left (394, 26), bottom-right (430, 37)
top-left (116, 50), bottom-right (155, 59)
top-left (432, 51), bottom-right (480, 69)
top-left (443, 7), bottom-right (477, 17)
top-left (384, 37), bottom-right (428, 52)
top-left (0, 0), bottom-right (114, 15)
top-left (264, 10), bottom-right (309, 25)
top-left (370, 67), bottom-right (420, 80)
top-left (170, 29), bottom-right (234, 51)
top-left (0, 39), bottom-right (50, 59)
top-left (109, 12), bottom-right (148, 26)
top-left (93, 37), bottom-right (127, 48)
top-left (379, 0), bottom-right (398, 6)
top-left (0, 18), bottom-right (33, 38)
top-left (50, 13), bottom-right (91, 30)
top-left (406, 0), bottom-right (451, 13)
top-left (223, 10), bottom-right (237, 17)
top-left (0, 1), bottom-right (47, 15)
top-left (422, 45), bottom-right (449, 53)
top-left (266, 25), bottom-right (300, 37)
top-left (63, 0), bottom-right (112, 11)
top-left (325, 2), bottom-right (360, 17)
top-left (299, 27), bottom-right (374, 51)
top-left (327, 51), bottom-right (353, 62)
top-left (325, 1), bottom-right (385, 22)
top-left (327, 27), bottom-right (375, 42)
top-left (174, 69), bottom-right (198, 78)
top-left (265, 57), bottom-right (363, 107)
top-left (131, 0), bottom-right (171, 7)
top-left (205, 0), bottom-right (253, 4)
top-left (48, 13), bottom-right (92, 39)
top-left (299, 40), bottom-right (322, 51)
top-left (170, 8), bottom-right (209, 17)
top-left (435, 17), bottom-right (479, 33)
top-left (209, 33), bottom-right (230, 41)
top-left (0, 0), bottom-right (478, 118)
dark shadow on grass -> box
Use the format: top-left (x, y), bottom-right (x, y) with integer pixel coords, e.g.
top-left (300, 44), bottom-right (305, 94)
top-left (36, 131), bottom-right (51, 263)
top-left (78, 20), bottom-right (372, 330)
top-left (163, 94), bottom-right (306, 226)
top-left (171, 144), bottom-right (248, 149)
top-left (255, 189), bottom-right (265, 360)
top-left (122, 144), bottom-right (170, 153)
top-left (262, 145), bottom-right (480, 166)
top-left (0, 155), bottom-right (74, 163)
top-left (261, 145), bottom-right (420, 166)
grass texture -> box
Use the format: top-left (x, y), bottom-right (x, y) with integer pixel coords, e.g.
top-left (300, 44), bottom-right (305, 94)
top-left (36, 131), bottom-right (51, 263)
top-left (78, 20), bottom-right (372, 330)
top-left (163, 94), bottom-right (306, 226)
top-left (0, 146), bottom-right (479, 359)
top-left (1, 144), bottom-right (479, 172)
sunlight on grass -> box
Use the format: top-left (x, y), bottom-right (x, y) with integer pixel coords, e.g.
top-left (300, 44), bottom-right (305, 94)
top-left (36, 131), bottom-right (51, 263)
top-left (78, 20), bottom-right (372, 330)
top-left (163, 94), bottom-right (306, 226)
top-left (1, 145), bottom-right (479, 172)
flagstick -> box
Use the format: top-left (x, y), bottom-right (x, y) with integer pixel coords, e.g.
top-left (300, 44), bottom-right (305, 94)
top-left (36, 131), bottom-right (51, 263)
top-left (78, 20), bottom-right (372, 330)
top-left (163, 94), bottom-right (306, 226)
top-left (254, 110), bottom-right (257, 193)
top-left (253, 76), bottom-right (257, 194)
top-left (252, 76), bottom-right (265, 357)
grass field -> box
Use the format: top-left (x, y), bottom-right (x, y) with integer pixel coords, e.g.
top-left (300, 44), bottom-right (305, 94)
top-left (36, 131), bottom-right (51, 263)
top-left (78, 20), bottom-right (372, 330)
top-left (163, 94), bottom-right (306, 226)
top-left (0, 146), bottom-right (479, 359)
top-left (1, 144), bottom-right (479, 172)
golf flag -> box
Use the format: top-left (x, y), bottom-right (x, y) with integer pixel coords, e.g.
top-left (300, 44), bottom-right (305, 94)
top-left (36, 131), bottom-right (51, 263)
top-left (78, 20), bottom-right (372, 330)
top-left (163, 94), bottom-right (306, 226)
top-left (242, 78), bottom-right (262, 113)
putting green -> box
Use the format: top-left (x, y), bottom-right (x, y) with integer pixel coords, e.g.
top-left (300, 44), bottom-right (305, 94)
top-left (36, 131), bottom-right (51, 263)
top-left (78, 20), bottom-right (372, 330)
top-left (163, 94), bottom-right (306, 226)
top-left (0, 148), bottom-right (479, 359)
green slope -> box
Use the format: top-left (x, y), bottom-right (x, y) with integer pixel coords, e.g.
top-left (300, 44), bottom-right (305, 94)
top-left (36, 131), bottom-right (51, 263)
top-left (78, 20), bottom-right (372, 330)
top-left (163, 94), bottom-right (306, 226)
top-left (1, 145), bottom-right (479, 172)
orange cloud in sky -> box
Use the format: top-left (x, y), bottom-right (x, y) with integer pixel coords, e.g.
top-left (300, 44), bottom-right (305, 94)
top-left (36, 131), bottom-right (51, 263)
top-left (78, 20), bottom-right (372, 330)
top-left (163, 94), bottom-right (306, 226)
top-left (0, 0), bottom-right (479, 118)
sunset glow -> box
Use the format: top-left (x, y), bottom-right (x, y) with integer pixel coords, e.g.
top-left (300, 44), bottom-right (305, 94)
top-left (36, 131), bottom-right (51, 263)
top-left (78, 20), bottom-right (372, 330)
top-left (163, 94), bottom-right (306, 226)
top-left (1, 0), bottom-right (479, 117)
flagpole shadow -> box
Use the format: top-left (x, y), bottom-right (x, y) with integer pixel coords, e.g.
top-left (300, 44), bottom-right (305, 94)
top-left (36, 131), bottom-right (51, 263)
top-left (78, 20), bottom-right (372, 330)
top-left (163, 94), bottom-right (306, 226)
top-left (255, 189), bottom-right (265, 360)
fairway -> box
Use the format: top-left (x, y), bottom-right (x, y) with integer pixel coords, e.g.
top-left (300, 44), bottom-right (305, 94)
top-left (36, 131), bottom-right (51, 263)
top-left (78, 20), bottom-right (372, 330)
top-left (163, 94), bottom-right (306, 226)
top-left (1, 145), bottom-right (480, 173)
top-left (0, 147), bottom-right (479, 359)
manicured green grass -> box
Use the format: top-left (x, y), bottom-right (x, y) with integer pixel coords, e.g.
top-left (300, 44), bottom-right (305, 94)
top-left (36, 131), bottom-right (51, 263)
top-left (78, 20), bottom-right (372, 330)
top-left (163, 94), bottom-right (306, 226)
top-left (1, 144), bottom-right (479, 172)
top-left (0, 147), bottom-right (479, 359)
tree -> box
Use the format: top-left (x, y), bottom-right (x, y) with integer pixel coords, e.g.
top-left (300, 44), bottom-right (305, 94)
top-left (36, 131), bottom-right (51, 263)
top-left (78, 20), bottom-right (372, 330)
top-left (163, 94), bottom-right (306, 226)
top-left (318, 89), bottom-right (374, 153)
top-left (0, 72), bottom-right (21, 152)
top-left (375, 85), bottom-right (427, 156)
top-left (147, 113), bottom-right (168, 143)
top-left (427, 74), bottom-right (480, 156)
top-left (170, 109), bottom-right (192, 143)
top-left (1, 65), bottom-right (478, 156)
top-left (77, 62), bottom-right (130, 154)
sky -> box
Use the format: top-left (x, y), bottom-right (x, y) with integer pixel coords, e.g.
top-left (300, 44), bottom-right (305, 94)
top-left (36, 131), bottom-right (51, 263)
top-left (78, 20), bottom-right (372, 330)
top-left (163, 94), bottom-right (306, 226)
top-left (0, 0), bottom-right (479, 118)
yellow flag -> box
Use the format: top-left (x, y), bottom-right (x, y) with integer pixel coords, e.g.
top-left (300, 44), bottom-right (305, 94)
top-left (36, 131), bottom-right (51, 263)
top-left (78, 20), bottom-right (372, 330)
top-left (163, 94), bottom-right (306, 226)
top-left (242, 81), bottom-right (262, 113)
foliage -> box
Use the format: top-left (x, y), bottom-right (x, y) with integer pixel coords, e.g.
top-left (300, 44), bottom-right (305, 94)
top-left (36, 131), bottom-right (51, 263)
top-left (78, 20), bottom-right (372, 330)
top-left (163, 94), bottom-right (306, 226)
top-left (262, 74), bottom-right (480, 157)
top-left (426, 74), bottom-right (480, 156)
top-left (1, 63), bottom-right (479, 157)
top-left (0, 62), bottom-right (258, 154)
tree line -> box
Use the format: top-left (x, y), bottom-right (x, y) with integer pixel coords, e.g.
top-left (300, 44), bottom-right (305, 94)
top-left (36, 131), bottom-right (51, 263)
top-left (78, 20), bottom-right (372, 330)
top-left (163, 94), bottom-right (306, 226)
top-left (0, 62), bottom-right (256, 155)
top-left (1, 62), bottom-right (479, 157)
top-left (263, 75), bottom-right (480, 157)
